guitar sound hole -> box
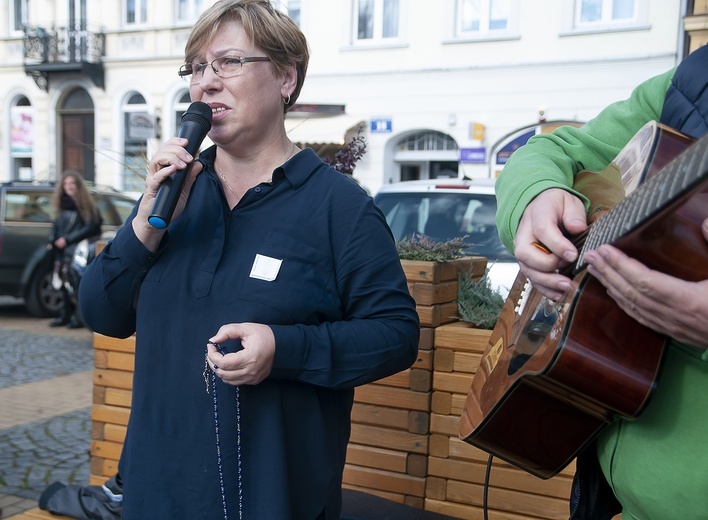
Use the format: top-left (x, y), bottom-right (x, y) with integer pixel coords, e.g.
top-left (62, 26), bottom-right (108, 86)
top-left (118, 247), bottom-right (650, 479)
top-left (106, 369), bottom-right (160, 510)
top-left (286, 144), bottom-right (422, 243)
top-left (508, 299), bottom-right (558, 376)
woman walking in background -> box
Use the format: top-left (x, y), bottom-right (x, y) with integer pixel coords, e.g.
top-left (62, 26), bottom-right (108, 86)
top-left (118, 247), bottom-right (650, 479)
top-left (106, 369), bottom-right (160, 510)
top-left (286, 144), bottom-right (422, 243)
top-left (48, 170), bottom-right (101, 329)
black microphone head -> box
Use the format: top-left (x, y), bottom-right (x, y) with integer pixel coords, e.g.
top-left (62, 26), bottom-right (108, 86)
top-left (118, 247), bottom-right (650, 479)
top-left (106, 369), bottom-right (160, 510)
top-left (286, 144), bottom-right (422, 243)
top-left (182, 101), bottom-right (213, 131)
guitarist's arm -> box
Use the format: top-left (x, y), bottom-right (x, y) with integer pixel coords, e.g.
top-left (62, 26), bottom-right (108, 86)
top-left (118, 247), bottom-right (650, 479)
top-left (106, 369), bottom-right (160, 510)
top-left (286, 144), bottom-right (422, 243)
top-left (496, 69), bottom-right (672, 300)
top-left (582, 220), bottom-right (708, 350)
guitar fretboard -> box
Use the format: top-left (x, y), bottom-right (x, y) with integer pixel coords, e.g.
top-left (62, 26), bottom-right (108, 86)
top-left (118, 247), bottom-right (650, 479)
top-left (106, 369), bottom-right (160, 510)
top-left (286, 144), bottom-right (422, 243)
top-left (576, 133), bottom-right (708, 271)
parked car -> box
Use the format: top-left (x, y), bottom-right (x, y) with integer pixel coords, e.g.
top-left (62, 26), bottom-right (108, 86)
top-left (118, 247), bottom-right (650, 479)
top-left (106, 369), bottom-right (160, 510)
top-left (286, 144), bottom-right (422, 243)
top-left (0, 181), bottom-right (137, 317)
top-left (374, 178), bottom-right (519, 297)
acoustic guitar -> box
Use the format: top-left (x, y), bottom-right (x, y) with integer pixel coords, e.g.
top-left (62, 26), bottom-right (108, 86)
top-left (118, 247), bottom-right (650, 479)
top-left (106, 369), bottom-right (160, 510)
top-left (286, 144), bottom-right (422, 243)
top-left (459, 122), bottom-right (708, 479)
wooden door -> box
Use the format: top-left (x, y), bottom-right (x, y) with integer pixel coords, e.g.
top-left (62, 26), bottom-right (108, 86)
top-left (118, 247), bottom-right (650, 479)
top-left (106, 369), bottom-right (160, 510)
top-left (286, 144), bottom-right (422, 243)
top-left (61, 113), bottom-right (95, 182)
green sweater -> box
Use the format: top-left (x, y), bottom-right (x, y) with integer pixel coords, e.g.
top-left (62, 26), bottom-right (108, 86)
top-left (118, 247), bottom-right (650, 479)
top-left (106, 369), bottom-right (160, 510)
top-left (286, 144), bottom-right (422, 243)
top-left (495, 68), bottom-right (672, 252)
top-left (495, 70), bottom-right (708, 519)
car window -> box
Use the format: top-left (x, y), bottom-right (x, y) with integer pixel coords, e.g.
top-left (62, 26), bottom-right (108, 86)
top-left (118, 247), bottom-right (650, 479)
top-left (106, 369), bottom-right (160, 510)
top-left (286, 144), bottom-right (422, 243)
top-left (3, 191), bottom-right (53, 223)
top-left (374, 192), bottom-right (515, 262)
top-left (93, 194), bottom-right (136, 226)
top-left (108, 194), bottom-right (137, 224)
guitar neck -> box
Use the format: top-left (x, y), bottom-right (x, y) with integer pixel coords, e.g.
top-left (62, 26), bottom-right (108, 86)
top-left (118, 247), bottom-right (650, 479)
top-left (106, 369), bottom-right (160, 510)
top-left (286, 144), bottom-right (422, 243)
top-left (576, 133), bottom-right (708, 271)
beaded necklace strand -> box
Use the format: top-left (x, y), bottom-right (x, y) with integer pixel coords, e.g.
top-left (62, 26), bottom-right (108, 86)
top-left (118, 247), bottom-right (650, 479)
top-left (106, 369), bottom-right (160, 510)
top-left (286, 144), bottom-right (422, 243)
top-left (204, 341), bottom-right (243, 520)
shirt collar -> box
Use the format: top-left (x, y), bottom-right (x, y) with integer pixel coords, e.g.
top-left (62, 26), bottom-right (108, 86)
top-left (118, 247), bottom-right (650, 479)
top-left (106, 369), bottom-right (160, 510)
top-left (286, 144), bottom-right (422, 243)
top-left (199, 145), bottom-right (323, 190)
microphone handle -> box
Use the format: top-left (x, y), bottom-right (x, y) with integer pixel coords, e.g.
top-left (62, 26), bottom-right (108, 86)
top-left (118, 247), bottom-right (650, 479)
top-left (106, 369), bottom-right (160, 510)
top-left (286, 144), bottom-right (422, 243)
top-left (147, 161), bottom-right (196, 229)
top-left (147, 122), bottom-right (209, 229)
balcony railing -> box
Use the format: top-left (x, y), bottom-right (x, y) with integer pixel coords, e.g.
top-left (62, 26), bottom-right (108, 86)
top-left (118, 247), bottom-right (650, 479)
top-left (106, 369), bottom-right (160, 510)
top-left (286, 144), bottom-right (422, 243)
top-left (23, 24), bottom-right (105, 91)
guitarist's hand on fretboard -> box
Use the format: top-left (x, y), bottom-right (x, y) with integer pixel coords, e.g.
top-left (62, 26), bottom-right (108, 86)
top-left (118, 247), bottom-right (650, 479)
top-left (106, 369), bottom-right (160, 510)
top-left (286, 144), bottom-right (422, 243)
top-left (583, 222), bottom-right (708, 350)
top-left (513, 188), bottom-right (588, 301)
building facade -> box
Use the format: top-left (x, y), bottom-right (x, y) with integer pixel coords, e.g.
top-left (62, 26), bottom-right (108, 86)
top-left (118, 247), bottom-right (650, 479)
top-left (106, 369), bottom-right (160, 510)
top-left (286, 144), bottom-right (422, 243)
top-left (0, 0), bottom-right (704, 196)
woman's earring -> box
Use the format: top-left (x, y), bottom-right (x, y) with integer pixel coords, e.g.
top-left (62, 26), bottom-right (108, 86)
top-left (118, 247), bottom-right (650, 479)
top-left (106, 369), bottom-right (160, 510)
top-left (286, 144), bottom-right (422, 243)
top-left (283, 94), bottom-right (291, 105)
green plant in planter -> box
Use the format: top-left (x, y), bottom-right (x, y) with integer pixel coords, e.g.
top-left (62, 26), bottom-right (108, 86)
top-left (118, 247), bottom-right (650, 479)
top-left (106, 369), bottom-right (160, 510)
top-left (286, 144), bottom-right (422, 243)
top-left (395, 233), bottom-right (504, 328)
top-left (396, 233), bottom-right (467, 262)
top-left (457, 265), bottom-right (505, 330)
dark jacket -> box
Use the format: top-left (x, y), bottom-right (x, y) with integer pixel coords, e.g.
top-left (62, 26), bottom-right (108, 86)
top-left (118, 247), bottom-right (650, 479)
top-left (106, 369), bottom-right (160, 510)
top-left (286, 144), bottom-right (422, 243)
top-left (49, 207), bottom-right (102, 263)
top-left (569, 44), bottom-right (708, 520)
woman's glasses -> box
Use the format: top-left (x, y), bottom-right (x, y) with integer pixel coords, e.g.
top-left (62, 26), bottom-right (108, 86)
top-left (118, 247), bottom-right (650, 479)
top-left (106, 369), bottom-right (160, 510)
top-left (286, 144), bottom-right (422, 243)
top-left (178, 55), bottom-right (271, 83)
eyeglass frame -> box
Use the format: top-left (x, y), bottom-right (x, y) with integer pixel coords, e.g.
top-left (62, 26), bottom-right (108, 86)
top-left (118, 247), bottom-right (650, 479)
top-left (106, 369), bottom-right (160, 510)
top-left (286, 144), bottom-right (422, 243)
top-left (178, 55), bottom-right (271, 83)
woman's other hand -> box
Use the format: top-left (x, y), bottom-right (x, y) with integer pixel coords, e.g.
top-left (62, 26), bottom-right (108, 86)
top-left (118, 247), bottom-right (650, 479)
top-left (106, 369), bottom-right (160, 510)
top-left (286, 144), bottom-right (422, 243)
top-left (206, 323), bottom-right (276, 386)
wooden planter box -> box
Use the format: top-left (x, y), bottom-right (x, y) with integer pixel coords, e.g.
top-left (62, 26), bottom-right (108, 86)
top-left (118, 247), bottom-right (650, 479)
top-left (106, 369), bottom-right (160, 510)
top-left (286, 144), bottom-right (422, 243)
top-left (401, 257), bottom-right (487, 328)
top-left (89, 334), bottom-right (135, 485)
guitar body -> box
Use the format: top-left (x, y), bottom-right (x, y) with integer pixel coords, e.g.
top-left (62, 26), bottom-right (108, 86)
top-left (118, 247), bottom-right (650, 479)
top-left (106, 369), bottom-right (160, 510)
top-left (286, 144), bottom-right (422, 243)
top-left (460, 123), bottom-right (708, 479)
top-left (459, 270), bottom-right (666, 479)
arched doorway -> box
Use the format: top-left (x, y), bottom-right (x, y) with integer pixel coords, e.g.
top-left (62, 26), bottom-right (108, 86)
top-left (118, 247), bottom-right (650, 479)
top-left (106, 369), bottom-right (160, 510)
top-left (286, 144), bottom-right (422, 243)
top-left (58, 87), bottom-right (95, 183)
top-left (394, 130), bottom-right (459, 182)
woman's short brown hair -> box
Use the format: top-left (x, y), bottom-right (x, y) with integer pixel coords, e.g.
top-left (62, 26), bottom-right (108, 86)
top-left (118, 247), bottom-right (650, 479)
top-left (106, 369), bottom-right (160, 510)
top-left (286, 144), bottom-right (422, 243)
top-left (185, 0), bottom-right (309, 113)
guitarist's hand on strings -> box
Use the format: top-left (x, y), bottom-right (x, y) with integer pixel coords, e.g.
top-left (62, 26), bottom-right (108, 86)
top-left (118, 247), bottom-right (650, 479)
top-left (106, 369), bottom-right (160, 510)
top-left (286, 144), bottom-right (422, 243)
top-left (583, 218), bottom-right (708, 350)
top-left (513, 188), bottom-right (588, 301)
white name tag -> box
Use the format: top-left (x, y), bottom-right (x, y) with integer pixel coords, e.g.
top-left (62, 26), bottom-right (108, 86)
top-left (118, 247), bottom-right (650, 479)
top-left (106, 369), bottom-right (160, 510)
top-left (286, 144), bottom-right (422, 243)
top-left (249, 254), bottom-right (283, 282)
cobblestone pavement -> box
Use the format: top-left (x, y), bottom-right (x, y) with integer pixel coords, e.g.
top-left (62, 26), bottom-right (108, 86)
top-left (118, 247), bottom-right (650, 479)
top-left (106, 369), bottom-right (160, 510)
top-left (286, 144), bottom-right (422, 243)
top-left (0, 330), bottom-right (92, 389)
top-left (0, 297), bottom-right (94, 518)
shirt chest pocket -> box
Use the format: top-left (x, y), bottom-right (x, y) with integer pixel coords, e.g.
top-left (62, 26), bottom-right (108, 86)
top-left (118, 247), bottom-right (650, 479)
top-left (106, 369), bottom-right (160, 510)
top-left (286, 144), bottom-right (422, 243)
top-left (234, 232), bottom-right (335, 324)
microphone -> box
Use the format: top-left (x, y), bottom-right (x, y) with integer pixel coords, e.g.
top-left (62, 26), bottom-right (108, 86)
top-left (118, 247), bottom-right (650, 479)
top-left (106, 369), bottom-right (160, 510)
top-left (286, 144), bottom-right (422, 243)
top-left (148, 101), bottom-right (213, 229)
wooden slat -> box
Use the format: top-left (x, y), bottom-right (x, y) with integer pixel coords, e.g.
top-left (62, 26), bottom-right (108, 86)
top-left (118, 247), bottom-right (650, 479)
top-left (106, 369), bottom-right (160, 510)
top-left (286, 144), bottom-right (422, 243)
top-left (343, 465), bottom-right (426, 497)
top-left (414, 349), bottom-right (433, 370)
top-left (105, 351), bottom-right (135, 371)
top-left (407, 280), bottom-right (458, 305)
top-left (93, 333), bottom-right (136, 353)
top-left (416, 301), bottom-right (460, 328)
top-left (103, 387), bottom-right (132, 408)
top-left (446, 479), bottom-right (569, 519)
top-left (377, 369), bottom-right (412, 388)
top-left (90, 439), bottom-right (123, 461)
top-left (401, 257), bottom-right (486, 284)
top-left (93, 368), bottom-right (133, 391)
top-left (345, 444), bottom-right (408, 473)
top-left (7, 509), bottom-right (71, 520)
top-left (428, 456), bottom-right (572, 498)
top-left (91, 404), bottom-right (131, 426)
top-left (351, 402), bottom-right (409, 430)
top-left (419, 327), bottom-right (435, 349)
top-left (434, 322), bottom-right (492, 353)
top-left (453, 351), bottom-right (482, 374)
top-left (354, 384), bottom-right (430, 412)
top-left (103, 422), bottom-right (127, 443)
top-left (431, 391), bottom-right (452, 415)
top-left (430, 412), bottom-right (461, 437)
top-left (349, 424), bottom-right (428, 454)
top-left (433, 371), bottom-right (474, 395)
top-left (343, 484), bottom-right (407, 504)
top-left (89, 456), bottom-right (119, 479)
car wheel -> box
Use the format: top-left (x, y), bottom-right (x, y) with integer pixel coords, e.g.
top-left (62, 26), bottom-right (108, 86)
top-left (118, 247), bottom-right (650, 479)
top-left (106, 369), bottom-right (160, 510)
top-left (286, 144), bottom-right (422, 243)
top-left (25, 266), bottom-right (64, 317)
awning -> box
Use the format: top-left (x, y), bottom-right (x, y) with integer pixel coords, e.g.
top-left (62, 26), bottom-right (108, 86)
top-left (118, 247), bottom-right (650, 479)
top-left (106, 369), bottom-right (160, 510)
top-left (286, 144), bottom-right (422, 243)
top-left (285, 114), bottom-right (366, 146)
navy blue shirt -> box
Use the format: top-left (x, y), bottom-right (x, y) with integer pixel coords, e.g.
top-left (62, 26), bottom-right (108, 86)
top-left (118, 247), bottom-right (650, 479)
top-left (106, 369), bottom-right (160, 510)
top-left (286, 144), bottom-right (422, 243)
top-left (79, 147), bottom-right (420, 519)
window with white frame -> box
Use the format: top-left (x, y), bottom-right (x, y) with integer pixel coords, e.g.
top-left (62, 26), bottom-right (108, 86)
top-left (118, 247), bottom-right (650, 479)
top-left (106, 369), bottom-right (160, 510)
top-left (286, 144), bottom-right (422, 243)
top-left (10, 96), bottom-right (33, 180)
top-left (353, 0), bottom-right (400, 44)
top-left (276, 0), bottom-right (301, 26)
top-left (175, 0), bottom-right (202, 23)
top-left (456, 0), bottom-right (512, 37)
top-left (575, 0), bottom-right (638, 27)
top-left (125, 0), bottom-right (148, 25)
top-left (174, 91), bottom-right (191, 135)
top-left (9, 0), bottom-right (28, 33)
top-left (288, 0), bottom-right (301, 26)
